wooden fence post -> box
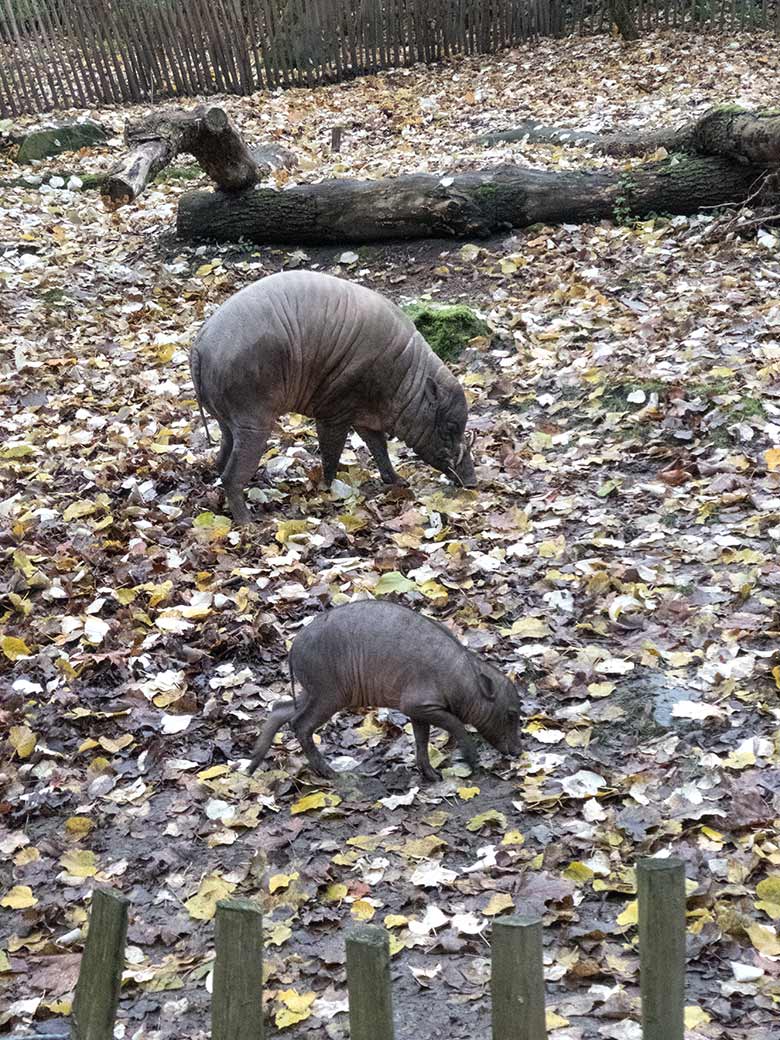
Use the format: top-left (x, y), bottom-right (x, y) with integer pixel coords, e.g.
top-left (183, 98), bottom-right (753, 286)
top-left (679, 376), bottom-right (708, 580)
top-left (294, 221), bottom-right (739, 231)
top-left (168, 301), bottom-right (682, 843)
top-left (346, 924), bottom-right (395, 1040)
top-left (638, 858), bottom-right (686, 1040)
top-left (491, 915), bottom-right (547, 1040)
top-left (212, 897), bottom-right (265, 1040)
top-left (72, 887), bottom-right (129, 1040)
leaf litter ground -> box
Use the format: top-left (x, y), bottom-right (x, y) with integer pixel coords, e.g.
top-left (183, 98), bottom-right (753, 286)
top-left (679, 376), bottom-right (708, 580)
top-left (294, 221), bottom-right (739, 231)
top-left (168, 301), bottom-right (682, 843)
top-left (2, 30), bottom-right (780, 1040)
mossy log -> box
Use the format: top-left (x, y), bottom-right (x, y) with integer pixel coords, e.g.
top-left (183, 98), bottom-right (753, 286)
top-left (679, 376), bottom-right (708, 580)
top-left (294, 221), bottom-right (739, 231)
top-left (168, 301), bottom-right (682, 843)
top-left (101, 106), bottom-right (295, 211)
top-left (176, 156), bottom-right (763, 245)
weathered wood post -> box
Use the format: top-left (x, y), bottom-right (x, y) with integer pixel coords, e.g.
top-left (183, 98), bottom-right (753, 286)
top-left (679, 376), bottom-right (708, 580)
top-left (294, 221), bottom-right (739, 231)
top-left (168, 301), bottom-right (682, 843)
top-left (638, 858), bottom-right (686, 1040)
top-left (346, 924), bottom-right (395, 1040)
top-left (491, 915), bottom-right (547, 1040)
top-left (212, 898), bottom-right (265, 1040)
top-left (72, 887), bottom-right (129, 1040)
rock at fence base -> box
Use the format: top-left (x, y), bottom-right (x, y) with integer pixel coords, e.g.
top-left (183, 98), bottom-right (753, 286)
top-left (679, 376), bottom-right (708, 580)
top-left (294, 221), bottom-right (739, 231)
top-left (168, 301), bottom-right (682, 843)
top-left (402, 302), bottom-right (491, 361)
top-left (16, 120), bottom-right (108, 163)
top-left (251, 142), bottom-right (298, 172)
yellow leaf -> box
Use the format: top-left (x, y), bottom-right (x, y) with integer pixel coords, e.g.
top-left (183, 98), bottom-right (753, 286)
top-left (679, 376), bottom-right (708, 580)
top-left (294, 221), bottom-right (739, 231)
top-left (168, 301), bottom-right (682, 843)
top-left (501, 830), bottom-right (525, 846)
top-left (457, 786), bottom-right (480, 800)
top-left (275, 519), bottom-right (313, 544)
top-left (756, 875), bottom-right (780, 920)
top-left (184, 875), bottom-right (236, 921)
top-left (389, 933), bottom-right (405, 956)
top-left (1, 885), bottom-right (38, 909)
top-left (773, 665), bottom-right (780, 691)
top-left (2, 636), bottom-right (31, 661)
top-left (587, 682), bottom-right (615, 698)
top-left (546, 1011), bottom-right (570, 1030)
top-left (65, 817), bottom-right (94, 838)
top-left (0, 950), bottom-right (10, 973)
top-left (146, 581), bottom-right (173, 608)
top-left (156, 343), bottom-right (176, 364)
top-left (538, 536), bottom-right (565, 559)
top-left (197, 765), bottom-right (231, 781)
top-left (483, 893), bottom-right (514, 916)
top-left (98, 734), bottom-right (134, 754)
top-left (290, 791), bottom-right (342, 815)
top-left (274, 989), bottom-right (315, 1029)
top-left (564, 861), bottom-right (594, 884)
top-left (617, 900), bottom-right (638, 927)
top-left (354, 715), bottom-right (385, 740)
top-left (63, 499), bottom-right (96, 521)
top-left (332, 851), bottom-right (359, 867)
top-left (510, 616), bottom-right (550, 639)
top-left (13, 550), bottom-right (35, 577)
top-left (684, 1006), bottom-right (712, 1029)
top-left (423, 810), bottom-right (449, 828)
top-left (417, 579), bottom-right (448, 601)
top-left (8, 933), bottom-right (39, 952)
top-left (193, 512), bottom-right (232, 539)
top-left (466, 809), bottom-right (506, 832)
top-left (195, 261), bottom-right (220, 278)
top-left (43, 997), bottom-right (72, 1015)
top-left (384, 914), bottom-right (409, 928)
top-left (78, 738), bottom-right (99, 753)
top-left (269, 872), bottom-right (299, 894)
top-left (266, 923), bottom-right (292, 946)
top-left (724, 747), bottom-right (756, 770)
top-left (700, 826), bottom-right (724, 842)
top-left (14, 847), bottom-right (40, 867)
top-left (9, 725), bottom-right (37, 759)
top-left (399, 835), bottom-right (447, 859)
top-left (767, 449), bottom-right (780, 472)
top-left (324, 883), bottom-right (348, 902)
top-left (351, 899), bottom-right (376, 921)
top-left (0, 443), bottom-right (36, 459)
top-left (347, 834), bottom-right (384, 852)
top-left (374, 570), bottom-right (416, 595)
top-left (59, 850), bottom-right (98, 878)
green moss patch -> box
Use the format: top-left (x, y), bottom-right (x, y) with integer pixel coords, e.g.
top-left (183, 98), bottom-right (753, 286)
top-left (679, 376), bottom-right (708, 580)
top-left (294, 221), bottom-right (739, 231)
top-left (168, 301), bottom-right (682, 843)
top-left (16, 121), bottom-right (108, 163)
top-left (402, 302), bottom-right (490, 361)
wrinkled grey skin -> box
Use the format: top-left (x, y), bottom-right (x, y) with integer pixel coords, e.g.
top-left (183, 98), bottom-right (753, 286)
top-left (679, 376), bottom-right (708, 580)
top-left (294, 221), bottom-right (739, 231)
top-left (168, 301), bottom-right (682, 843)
top-left (247, 601), bottom-right (520, 782)
top-left (190, 270), bottom-right (476, 523)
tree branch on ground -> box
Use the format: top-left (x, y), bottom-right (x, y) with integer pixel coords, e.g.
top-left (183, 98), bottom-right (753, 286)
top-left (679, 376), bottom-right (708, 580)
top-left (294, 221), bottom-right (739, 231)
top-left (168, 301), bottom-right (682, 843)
top-left (101, 105), bottom-right (296, 211)
top-left (475, 107), bottom-right (780, 163)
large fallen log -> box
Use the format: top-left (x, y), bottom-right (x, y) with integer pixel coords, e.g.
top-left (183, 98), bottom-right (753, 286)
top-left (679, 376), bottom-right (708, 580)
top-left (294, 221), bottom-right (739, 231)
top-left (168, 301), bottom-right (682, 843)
top-left (175, 106), bottom-right (778, 245)
top-left (176, 156), bottom-right (766, 245)
top-left (101, 106), bottom-right (295, 211)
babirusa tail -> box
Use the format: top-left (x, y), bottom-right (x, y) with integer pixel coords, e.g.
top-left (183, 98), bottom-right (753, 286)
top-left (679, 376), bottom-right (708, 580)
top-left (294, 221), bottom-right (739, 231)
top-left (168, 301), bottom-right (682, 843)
top-left (288, 656), bottom-right (297, 707)
top-left (189, 344), bottom-right (214, 447)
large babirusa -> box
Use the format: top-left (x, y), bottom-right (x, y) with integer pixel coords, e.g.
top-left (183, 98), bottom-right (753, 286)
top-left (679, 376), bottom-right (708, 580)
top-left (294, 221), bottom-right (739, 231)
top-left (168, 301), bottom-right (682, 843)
top-left (189, 270), bottom-right (477, 523)
top-left (247, 600), bottom-right (520, 781)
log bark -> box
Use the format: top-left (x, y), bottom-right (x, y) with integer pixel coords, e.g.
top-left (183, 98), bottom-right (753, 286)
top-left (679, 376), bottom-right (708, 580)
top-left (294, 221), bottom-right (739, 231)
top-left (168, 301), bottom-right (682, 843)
top-left (475, 107), bottom-right (780, 162)
top-left (176, 157), bottom-right (764, 245)
top-left (101, 106), bottom-right (294, 211)
top-left (474, 119), bottom-right (692, 158)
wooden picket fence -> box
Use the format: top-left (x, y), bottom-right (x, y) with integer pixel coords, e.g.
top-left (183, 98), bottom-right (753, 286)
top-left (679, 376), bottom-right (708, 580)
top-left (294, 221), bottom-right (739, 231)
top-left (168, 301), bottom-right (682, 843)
top-left (63, 858), bottom-right (688, 1040)
top-left (0, 0), bottom-right (779, 120)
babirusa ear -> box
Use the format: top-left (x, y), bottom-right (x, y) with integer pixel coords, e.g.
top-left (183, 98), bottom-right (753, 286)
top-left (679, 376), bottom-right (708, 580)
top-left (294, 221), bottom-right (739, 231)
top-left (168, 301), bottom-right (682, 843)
top-left (424, 376), bottom-right (440, 407)
top-left (479, 671), bottom-right (497, 701)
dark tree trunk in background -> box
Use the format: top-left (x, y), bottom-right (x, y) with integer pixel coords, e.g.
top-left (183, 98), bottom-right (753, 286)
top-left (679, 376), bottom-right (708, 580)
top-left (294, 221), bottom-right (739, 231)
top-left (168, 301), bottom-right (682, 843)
top-left (176, 157), bottom-right (764, 245)
top-left (608, 0), bottom-right (641, 40)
